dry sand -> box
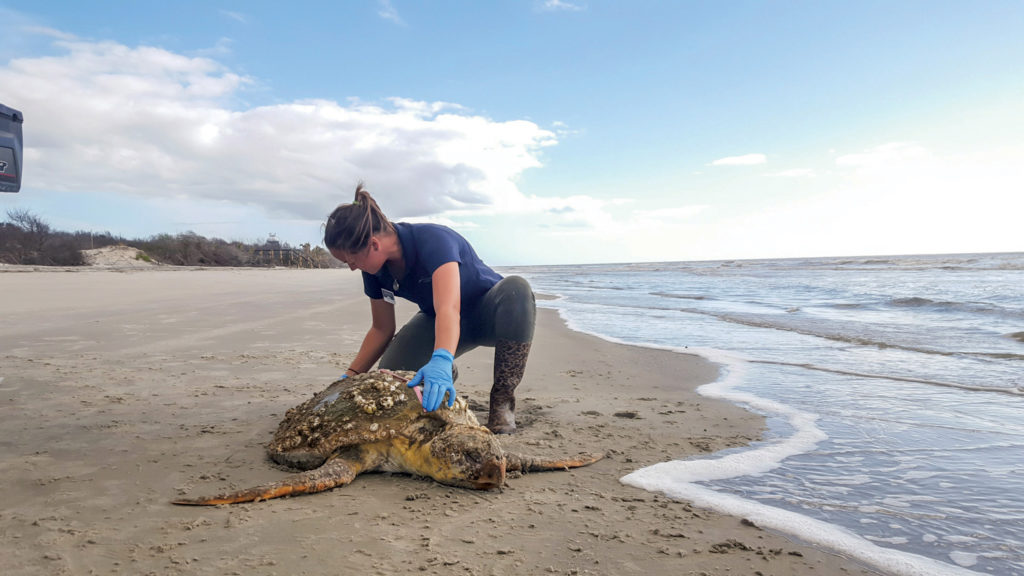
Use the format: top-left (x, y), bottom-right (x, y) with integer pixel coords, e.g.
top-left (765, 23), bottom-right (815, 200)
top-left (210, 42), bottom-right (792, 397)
top-left (81, 245), bottom-right (160, 269)
top-left (0, 266), bottom-right (878, 575)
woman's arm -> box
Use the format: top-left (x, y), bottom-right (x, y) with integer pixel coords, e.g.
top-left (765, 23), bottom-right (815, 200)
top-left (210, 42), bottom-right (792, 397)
top-left (346, 298), bottom-right (397, 376)
top-left (431, 261), bottom-right (461, 354)
top-left (408, 261), bottom-right (462, 411)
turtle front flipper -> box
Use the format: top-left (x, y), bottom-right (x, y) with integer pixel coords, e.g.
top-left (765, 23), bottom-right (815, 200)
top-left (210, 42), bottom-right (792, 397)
top-left (504, 452), bottom-right (604, 473)
top-left (173, 456), bottom-right (366, 506)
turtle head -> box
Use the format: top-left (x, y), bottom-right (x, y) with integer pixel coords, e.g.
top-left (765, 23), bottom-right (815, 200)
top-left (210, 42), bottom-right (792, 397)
top-left (426, 425), bottom-right (506, 490)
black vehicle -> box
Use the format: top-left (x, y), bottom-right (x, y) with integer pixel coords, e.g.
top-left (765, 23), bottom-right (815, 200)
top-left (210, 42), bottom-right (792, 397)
top-left (1, 103), bottom-right (24, 193)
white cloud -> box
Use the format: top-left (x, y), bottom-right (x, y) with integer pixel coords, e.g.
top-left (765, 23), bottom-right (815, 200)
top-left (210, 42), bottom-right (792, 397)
top-left (768, 168), bottom-right (815, 178)
top-left (697, 141), bottom-right (1024, 260)
top-left (0, 36), bottom-right (563, 224)
top-left (711, 153), bottom-right (767, 166)
top-left (631, 205), bottom-right (707, 223)
top-left (378, 0), bottom-right (405, 25)
top-left (193, 37), bottom-right (235, 58)
top-left (514, 141), bottom-right (1023, 264)
top-left (219, 10), bottom-right (247, 24)
top-left (539, 0), bottom-right (586, 12)
top-left (835, 141), bottom-right (929, 169)
top-left (23, 25), bottom-right (77, 41)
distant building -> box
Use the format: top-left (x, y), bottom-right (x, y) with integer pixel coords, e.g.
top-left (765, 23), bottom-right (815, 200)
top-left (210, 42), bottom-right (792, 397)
top-left (262, 233), bottom-right (282, 250)
top-left (251, 233), bottom-right (321, 268)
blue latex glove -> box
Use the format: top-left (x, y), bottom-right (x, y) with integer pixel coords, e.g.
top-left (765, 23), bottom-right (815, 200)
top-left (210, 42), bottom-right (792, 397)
top-left (338, 373), bottom-right (349, 381)
top-left (409, 349), bottom-right (455, 412)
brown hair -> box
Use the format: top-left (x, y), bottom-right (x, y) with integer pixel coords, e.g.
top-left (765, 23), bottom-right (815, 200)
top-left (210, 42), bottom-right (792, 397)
top-left (323, 183), bottom-right (395, 253)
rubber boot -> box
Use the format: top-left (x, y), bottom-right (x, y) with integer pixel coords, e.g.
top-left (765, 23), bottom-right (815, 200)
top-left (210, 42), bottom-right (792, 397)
top-left (487, 339), bottom-right (531, 434)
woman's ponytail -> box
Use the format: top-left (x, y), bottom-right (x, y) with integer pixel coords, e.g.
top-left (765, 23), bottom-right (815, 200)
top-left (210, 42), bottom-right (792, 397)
top-left (323, 183), bottom-right (394, 253)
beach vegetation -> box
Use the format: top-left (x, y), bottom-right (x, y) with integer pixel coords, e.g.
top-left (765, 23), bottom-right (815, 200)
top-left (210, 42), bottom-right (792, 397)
top-left (1, 209), bottom-right (85, 266)
top-left (1, 209), bottom-right (339, 268)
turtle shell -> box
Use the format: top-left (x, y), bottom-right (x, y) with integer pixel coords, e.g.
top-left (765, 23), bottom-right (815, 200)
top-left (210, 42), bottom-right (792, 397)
top-left (266, 370), bottom-right (479, 467)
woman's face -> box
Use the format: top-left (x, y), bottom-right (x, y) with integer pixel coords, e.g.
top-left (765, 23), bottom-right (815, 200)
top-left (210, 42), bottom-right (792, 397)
top-left (329, 237), bottom-right (386, 274)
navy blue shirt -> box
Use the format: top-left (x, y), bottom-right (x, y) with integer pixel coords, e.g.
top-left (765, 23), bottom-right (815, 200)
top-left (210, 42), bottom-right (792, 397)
top-left (362, 222), bottom-right (502, 316)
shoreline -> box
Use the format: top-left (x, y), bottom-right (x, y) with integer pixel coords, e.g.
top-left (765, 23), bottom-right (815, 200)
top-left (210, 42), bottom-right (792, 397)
top-left (0, 267), bottom-right (876, 575)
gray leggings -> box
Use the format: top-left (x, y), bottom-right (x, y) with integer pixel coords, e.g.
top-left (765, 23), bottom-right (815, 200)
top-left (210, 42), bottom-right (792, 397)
top-left (378, 275), bottom-right (536, 371)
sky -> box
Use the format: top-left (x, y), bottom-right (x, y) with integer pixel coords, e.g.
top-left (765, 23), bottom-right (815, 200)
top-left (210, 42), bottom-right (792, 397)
top-left (1, 1), bottom-right (1022, 265)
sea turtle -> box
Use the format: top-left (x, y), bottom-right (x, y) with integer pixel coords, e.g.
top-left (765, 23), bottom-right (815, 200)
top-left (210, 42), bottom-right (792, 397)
top-left (173, 370), bottom-right (602, 505)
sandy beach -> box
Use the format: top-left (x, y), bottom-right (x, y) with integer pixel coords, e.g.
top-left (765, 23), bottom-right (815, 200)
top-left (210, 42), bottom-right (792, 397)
top-left (0, 266), bottom-right (877, 575)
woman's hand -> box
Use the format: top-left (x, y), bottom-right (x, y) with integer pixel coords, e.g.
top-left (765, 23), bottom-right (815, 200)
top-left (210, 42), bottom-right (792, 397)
top-left (409, 348), bottom-right (455, 411)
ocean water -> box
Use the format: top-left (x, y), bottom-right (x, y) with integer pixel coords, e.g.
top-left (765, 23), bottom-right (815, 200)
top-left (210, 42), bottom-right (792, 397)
top-left (503, 253), bottom-right (1024, 576)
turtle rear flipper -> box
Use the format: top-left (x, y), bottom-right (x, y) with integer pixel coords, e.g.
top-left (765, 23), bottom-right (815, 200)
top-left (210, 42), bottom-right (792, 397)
top-left (504, 452), bottom-right (604, 473)
top-left (172, 457), bottom-right (364, 506)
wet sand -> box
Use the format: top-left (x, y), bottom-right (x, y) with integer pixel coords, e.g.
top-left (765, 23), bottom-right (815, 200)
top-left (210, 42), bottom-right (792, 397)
top-left (0, 267), bottom-right (877, 575)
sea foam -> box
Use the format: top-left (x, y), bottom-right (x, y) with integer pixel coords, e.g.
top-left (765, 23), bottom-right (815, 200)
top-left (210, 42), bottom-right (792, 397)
top-left (620, 348), bottom-right (985, 576)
